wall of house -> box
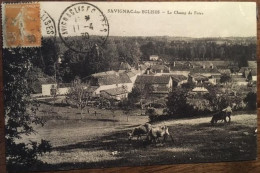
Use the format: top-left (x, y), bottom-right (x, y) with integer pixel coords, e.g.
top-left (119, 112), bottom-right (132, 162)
top-left (252, 76), bottom-right (257, 81)
top-left (57, 87), bottom-right (70, 95)
top-left (42, 84), bottom-right (57, 96)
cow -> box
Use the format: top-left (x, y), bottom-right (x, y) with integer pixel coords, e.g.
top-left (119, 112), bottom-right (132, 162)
top-left (147, 125), bottom-right (171, 143)
top-left (210, 106), bottom-right (232, 125)
top-left (128, 123), bottom-right (152, 141)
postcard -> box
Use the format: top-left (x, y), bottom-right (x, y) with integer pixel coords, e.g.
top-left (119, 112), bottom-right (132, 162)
top-left (1, 1), bottom-right (257, 172)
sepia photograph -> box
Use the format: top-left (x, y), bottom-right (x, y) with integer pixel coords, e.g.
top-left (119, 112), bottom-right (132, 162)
top-left (1, 1), bottom-right (257, 172)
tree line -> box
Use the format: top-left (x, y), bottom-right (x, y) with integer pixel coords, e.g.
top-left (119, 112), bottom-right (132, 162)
top-left (32, 36), bottom-right (256, 83)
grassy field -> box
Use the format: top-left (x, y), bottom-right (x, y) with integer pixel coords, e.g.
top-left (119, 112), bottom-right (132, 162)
top-left (20, 102), bottom-right (257, 171)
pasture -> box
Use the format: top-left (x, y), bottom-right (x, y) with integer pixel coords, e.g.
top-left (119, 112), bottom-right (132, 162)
top-left (21, 102), bottom-right (257, 171)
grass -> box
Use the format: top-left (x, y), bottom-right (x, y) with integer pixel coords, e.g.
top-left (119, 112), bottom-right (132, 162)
top-left (17, 102), bottom-right (257, 172)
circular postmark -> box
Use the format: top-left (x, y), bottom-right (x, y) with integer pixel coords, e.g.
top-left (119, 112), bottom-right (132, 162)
top-left (58, 3), bottom-right (109, 53)
top-left (41, 10), bottom-right (56, 37)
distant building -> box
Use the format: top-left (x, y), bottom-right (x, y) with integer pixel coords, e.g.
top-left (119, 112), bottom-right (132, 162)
top-left (85, 71), bottom-right (133, 97)
top-left (100, 87), bottom-right (128, 101)
top-left (42, 83), bottom-right (57, 96)
top-left (162, 74), bottom-right (187, 87)
top-left (232, 75), bottom-right (248, 85)
top-left (146, 64), bottom-right (170, 75)
top-left (135, 75), bottom-right (172, 95)
top-left (190, 67), bottom-right (220, 77)
top-left (188, 74), bottom-right (208, 84)
top-left (149, 55), bottom-right (159, 61)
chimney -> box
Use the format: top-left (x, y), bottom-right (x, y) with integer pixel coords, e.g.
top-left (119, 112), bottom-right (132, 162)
top-left (147, 69), bottom-right (150, 75)
top-left (202, 65), bottom-right (205, 69)
top-left (173, 61), bottom-right (176, 67)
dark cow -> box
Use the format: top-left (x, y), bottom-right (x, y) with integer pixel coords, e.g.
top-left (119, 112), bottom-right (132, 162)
top-left (128, 123), bottom-right (152, 141)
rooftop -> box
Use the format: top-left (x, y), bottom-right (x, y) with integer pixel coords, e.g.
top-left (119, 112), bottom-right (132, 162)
top-left (101, 87), bottom-right (128, 96)
top-left (135, 75), bottom-right (171, 84)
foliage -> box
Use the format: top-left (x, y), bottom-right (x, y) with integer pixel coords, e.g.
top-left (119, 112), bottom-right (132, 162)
top-left (3, 48), bottom-right (51, 168)
top-left (166, 88), bottom-right (194, 118)
top-left (244, 92), bottom-right (257, 110)
top-left (66, 77), bottom-right (90, 115)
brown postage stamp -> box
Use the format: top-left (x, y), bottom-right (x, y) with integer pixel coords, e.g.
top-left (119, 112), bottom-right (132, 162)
top-left (2, 3), bottom-right (41, 48)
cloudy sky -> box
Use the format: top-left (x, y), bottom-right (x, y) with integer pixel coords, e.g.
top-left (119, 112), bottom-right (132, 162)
top-left (41, 1), bottom-right (257, 37)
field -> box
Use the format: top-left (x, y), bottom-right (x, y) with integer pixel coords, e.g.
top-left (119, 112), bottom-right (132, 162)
top-left (20, 101), bottom-right (257, 172)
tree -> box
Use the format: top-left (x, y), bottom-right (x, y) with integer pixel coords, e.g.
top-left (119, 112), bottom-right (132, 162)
top-left (220, 74), bottom-right (232, 84)
top-left (244, 92), bottom-right (257, 110)
top-left (166, 88), bottom-right (194, 118)
top-left (66, 77), bottom-right (89, 116)
top-left (3, 48), bottom-right (51, 169)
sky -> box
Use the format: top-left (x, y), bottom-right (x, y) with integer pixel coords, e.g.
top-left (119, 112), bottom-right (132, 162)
top-left (40, 1), bottom-right (257, 38)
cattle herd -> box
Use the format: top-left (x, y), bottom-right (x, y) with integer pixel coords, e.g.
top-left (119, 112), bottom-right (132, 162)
top-left (128, 107), bottom-right (233, 144)
top-left (128, 123), bottom-right (174, 143)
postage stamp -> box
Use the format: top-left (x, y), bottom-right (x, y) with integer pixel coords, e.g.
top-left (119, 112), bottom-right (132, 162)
top-left (2, 3), bottom-right (41, 48)
top-left (58, 2), bottom-right (109, 53)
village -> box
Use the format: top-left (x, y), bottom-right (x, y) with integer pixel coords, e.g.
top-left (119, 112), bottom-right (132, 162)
top-left (35, 55), bottom-right (257, 116)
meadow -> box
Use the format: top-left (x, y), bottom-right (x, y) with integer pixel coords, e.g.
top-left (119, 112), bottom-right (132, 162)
top-left (20, 101), bottom-right (257, 171)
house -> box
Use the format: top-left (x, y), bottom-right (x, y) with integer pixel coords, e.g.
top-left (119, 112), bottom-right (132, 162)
top-left (248, 61), bottom-right (257, 68)
top-left (170, 62), bottom-right (191, 76)
top-left (85, 71), bottom-right (133, 97)
top-left (218, 69), bottom-right (231, 75)
top-left (188, 74), bottom-right (208, 84)
top-left (100, 87), bottom-right (128, 101)
top-left (163, 74), bottom-right (187, 87)
top-left (248, 68), bottom-right (257, 81)
top-left (57, 83), bottom-right (71, 95)
top-left (208, 75), bottom-right (221, 85)
top-left (232, 75), bottom-right (248, 85)
top-left (42, 83), bottom-right (57, 96)
top-left (148, 64), bottom-right (170, 74)
top-left (190, 67), bottom-right (220, 77)
top-left (149, 55), bottom-right (159, 61)
top-left (135, 75), bottom-right (172, 95)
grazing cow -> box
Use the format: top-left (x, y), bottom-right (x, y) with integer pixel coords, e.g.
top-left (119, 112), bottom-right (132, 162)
top-left (147, 125), bottom-right (170, 143)
top-left (128, 123), bottom-right (152, 141)
top-left (210, 107), bottom-right (232, 125)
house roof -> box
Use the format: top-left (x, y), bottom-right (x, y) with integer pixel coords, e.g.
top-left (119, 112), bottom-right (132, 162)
top-left (218, 69), bottom-right (231, 74)
top-left (239, 67), bottom-right (249, 73)
top-left (189, 74), bottom-right (208, 81)
top-left (163, 74), bottom-right (187, 82)
top-left (135, 75), bottom-right (171, 85)
top-left (190, 67), bottom-right (220, 74)
top-left (101, 87), bottom-right (128, 96)
top-left (91, 71), bottom-right (132, 85)
top-left (150, 64), bottom-right (169, 72)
